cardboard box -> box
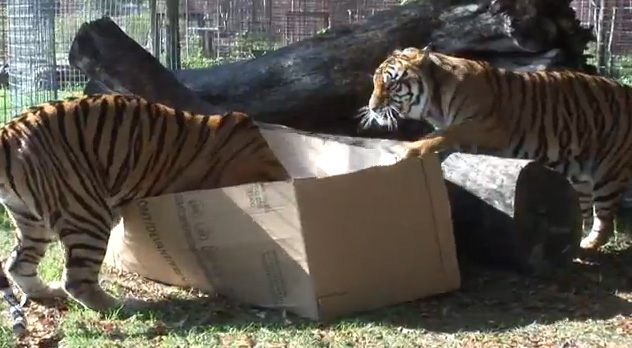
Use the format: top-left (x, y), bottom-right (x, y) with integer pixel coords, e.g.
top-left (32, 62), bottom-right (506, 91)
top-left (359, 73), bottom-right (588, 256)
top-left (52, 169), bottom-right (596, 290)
top-left (105, 129), bottom-right (461, 321)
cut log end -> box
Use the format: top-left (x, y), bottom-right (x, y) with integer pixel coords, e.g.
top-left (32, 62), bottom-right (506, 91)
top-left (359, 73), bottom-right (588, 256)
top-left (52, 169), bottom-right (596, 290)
top-left (514, 163), bottom-right (583, 269)
top-left (443, 154), bottom-right (582, 274)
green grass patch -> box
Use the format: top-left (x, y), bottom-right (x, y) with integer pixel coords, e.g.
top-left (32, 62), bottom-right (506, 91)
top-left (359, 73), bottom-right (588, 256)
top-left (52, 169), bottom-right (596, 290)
top-left (0, 207), bottom-right (628, 347)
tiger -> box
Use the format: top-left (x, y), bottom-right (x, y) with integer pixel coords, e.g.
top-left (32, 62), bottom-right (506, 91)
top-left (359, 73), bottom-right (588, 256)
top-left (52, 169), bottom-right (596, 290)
top-left (0, 93), bottom-right (290, 333)
top-left (357, 45), bottom-right (632, 254)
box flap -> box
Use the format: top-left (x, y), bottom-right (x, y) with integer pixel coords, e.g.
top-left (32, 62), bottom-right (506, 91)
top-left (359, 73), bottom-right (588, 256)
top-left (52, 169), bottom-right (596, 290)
top-left (293, 154), bottom-right (460, 320)
top-left (260, 127), bottom-right (407, 178)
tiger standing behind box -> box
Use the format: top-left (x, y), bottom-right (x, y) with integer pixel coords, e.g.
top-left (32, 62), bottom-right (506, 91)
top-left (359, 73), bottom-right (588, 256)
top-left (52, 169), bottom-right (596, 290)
top-left (0, 94), bottom-right (290, 334)
top-left (357, 45), bottom-right (632, 254)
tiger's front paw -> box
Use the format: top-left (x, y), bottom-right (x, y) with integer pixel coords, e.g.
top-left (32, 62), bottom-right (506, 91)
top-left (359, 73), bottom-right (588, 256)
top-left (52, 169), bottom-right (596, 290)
top-left (404, 148), bottom-right (422, 159)
top-left (404, 140), bottom-right (433, 159)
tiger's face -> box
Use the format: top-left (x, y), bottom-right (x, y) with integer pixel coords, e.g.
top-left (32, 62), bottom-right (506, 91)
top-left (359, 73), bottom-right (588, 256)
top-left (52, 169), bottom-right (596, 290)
top-left (356, 46), bottom-right (441, 131)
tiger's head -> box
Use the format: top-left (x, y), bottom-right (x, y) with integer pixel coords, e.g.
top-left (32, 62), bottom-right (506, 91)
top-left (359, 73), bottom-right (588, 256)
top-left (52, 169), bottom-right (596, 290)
top-left (356, 45), bottom-right (452, 131)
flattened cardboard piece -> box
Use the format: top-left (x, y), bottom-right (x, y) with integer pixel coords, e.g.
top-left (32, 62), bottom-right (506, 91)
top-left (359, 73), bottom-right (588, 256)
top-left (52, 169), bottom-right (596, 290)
top-left (105, 129), bottom-right (460, 320)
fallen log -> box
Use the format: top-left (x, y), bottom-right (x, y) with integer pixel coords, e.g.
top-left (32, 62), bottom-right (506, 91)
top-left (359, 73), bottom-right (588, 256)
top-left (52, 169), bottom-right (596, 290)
top-left (441, 153), bottom-right (582, 273)
top-left (68, 17), bottom-right (584, 274)
top-left (75, 0), bottom-right (594, 140)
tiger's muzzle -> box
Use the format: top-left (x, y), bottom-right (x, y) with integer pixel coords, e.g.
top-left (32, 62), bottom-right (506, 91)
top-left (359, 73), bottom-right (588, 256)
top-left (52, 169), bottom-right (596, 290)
top-left (368, 91), bottom-right (389, 112)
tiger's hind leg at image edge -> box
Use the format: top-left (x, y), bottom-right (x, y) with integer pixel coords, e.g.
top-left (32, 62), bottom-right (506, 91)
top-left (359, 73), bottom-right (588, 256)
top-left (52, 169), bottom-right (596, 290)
top-left (0, 262), bottom-right (26, 334)
top-left (0, 216), bottom-right (60, 334)
top-left (5, 217), bottom-right (67, 302)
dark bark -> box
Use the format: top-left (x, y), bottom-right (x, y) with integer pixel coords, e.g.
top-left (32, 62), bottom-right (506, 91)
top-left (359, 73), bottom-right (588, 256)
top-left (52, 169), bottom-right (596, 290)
top-left (73, 0), bottom-right (594, 141)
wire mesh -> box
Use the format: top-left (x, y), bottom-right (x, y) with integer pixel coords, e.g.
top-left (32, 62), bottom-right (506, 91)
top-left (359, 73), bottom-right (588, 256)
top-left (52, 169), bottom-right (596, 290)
top-left (6, 0), bottom-right (57, 121)
top-left (571, 0), bottom-right (632, 55)
top-left (570, 0), bottom-right (632, 84)
top-left (173, 0), bottom-right (400, 68)
top-left (0, 0), bottom-right (153, 122)
top-left (0, 0), bottom-right (401, 123)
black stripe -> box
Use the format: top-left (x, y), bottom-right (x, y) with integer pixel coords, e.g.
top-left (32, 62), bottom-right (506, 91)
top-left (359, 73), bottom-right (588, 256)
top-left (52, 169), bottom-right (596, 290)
top-left (106, 96), bottom-right (126, 172)
top-left (196, 116), bottom-right (256, 182)
top-left (201, 137), bottom-right (265, 184)
top-left (110, 102), bottom-right (143, 195)
top-left (23, 236), bottom-right (52, 244)
top-left (3, 128), bottom-right (21, 201)
top-left (92, 98), bottom-right (110, 164)
top-left (593, 189), bottom-right (624, 205)
top-left (75, 99), bottom-right (99, 180)
top-left (20, 246), bottom-right (46, 258)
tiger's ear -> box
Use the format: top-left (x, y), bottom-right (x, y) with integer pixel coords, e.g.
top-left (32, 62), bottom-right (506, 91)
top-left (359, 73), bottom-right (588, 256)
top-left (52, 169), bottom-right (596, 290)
top-left (407, 43), bottom-right (433, 67)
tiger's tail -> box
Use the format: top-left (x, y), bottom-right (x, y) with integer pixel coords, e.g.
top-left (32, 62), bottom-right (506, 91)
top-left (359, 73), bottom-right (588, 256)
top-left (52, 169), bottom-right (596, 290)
top-left (0, 263), bottom-right (25, 334)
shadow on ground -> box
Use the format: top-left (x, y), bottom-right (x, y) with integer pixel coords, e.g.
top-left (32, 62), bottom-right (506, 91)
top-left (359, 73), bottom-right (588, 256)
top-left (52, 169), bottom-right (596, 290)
top-left (96, 237), bottom-right (632, 339)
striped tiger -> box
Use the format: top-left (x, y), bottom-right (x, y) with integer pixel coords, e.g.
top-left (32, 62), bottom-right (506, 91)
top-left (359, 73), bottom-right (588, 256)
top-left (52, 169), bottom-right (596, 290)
top-left (0, 94), bottom-right (290, 333)
top-left (357, 45), bottom-right (632, 253)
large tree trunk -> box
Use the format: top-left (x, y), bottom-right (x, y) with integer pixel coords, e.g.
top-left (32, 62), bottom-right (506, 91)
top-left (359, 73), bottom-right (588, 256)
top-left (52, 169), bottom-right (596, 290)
top-left (74, 0), bottom-right (594, 141)
top-left (68, 7), bottom-right (585, 273)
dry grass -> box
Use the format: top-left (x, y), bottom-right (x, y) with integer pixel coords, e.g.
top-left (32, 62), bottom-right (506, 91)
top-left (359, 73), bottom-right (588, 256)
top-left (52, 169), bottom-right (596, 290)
top-left (0, 226), bottom-right (630, 347)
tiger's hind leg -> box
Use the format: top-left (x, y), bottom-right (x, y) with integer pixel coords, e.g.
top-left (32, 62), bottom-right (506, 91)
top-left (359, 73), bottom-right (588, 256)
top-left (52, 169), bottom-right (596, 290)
top-left (55, 219), bottom-right (123, 312)
top-left (568, 178), bottom-right (595, 235)
top-left (579, 175), bottom-right (628, 250)
top-left (6, 218), bottom-right (67, 302)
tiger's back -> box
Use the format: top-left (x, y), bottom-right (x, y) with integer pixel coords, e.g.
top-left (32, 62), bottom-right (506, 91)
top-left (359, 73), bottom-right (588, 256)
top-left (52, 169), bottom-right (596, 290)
top-left (0, 94), bottom-right (290, 333)
top-left (360, 46), bottom-right (632, 255)
top-left (461, 62), bottom-right (632, 166)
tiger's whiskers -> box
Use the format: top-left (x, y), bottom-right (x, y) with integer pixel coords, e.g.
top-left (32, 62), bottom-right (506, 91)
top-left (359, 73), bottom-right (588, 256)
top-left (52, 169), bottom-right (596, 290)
top-left (355, 105), bottom-right (400, 131)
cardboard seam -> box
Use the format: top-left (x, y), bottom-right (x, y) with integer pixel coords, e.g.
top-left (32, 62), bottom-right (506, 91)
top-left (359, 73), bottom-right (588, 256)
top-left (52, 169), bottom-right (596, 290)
top-left (290, 179), bottom-right (320, 315)
top-left (418, 158), bottom-right (451, 283)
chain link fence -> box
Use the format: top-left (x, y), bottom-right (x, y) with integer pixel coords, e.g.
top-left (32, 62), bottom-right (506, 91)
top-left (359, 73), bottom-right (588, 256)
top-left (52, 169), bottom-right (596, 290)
top-left (0, 0), bottom-right (399, 123)
top-left (0, 0), bottom-right (155, 122)
top-left (570, 0), bottom-right (632, 84)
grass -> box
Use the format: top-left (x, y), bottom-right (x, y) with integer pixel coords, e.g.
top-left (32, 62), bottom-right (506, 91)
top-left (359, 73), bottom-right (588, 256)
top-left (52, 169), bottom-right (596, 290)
top-left (0, 207), bottom-right (628, 348)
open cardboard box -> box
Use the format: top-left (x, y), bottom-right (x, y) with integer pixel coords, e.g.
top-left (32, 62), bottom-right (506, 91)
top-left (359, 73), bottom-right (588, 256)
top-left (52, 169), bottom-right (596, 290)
top-left (105, 127), bottom-right (461, 321)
